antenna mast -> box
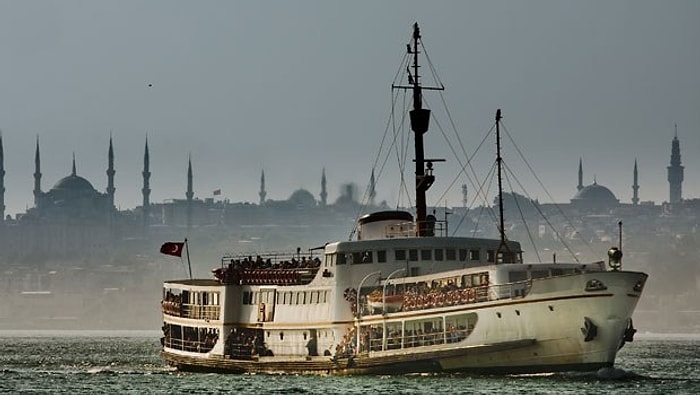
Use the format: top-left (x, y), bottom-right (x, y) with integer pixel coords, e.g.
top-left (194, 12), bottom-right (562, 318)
top-left (392, 23), bottom-right (445, 236)
top-left (495, 109), bottom-right (510, 258)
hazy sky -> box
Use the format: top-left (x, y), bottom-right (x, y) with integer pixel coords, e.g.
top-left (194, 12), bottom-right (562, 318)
top-left (0, 1), bottom-right (698, 217)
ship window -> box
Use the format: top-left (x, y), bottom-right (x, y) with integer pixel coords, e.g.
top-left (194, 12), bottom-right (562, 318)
top-left (469, 249), bottom-right (480, 261)
top-left (459, 249), bottom-right (468, 261)
top-left (531, 270), bottom-right (549, 279)
top-left (421, 249), bottom-right (432, 261)
top-left (360, 251), bottom-right (373, 263)
top-left (395, 250), bottom-right (406, 261)
top-left (508, 271), bottom-right (527, 282)
top-left (445, 249), bottom-right (456, 260)
top-left (337, 253), bottom-right (347, 265)
top-left (409, 249), bottom-right (418, 261)
top-left (311, 291), bottom-right (319, 304)
top-left (243, 291), bottom-right (251, 305)
top-left (480, 273), bottom-right (490, 285)
top-left (377, 250), bottom-right (387, 263)
top-left (322, 291), bottom-right (328, 303)
top-left (325, 254), bottom-right (334, 267)
top-left (487, 250), bottom-right (495, 263)
top-left (184, 290), bottom-right (192, 305)
top-left (434, 249), bottom-right (443, 261)
top-left (280, 332), bottom-right (284, 341)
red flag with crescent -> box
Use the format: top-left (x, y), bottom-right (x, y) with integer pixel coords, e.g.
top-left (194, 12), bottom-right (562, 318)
top-left (160, 242), bottom-right (185, 257)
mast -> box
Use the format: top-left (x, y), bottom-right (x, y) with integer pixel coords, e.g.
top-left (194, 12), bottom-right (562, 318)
top-left (495, 109), bottom-right (506, 247)
top-left (495, 109), bottom-right (512, 261)
top-left (395, 23), bottom-right (444, 236)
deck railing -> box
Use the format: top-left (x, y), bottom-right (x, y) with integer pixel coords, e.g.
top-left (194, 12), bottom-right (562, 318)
top-left (180, 304), bottom-right (221, 320)
top-left (163, 336), bottom-right (216, 353)
top-left (161, 301), bottom-right (221, 320)
top-left (363, 327), bottom-right (472, 352)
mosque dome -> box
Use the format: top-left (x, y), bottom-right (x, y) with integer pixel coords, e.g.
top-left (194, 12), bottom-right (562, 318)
top-left (51, 174), bottom-right (97, 193)
top-left (288, 188), bottom-right (317, 208)
top-left (571, 182), bottom-right (618, 208)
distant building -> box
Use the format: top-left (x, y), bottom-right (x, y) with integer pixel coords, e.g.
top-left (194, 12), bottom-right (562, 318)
top-left (570, 159), bottom-right (619, 211)
top-left (667, 127), bottom-right (684, 204)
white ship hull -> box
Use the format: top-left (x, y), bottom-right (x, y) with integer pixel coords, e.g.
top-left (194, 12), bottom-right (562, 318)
top-left (161, 270), bottom-right (645, 374)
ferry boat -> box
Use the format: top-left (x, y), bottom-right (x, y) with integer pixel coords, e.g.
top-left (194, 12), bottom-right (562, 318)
top-left (160, 23), bottom-right (647, 375)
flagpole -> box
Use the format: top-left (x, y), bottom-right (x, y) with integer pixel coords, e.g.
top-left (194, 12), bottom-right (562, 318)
top-left (185, 238), bottom-right (192, 279)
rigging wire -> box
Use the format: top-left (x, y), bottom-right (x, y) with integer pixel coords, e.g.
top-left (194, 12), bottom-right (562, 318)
top-left (502, 166), bottom-right (542, 263)
top-left (500, 121), bottom-right (594, 261)
top-left (351, 28), bottom-right (592, 266)
top-left (348, 52), bottom-right (411, 240)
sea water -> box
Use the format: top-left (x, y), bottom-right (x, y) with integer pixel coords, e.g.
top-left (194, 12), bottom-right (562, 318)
top-left (0, 331), bottom-right (698, 394)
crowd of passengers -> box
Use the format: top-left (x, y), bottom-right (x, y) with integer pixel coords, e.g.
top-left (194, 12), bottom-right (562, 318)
top-left (397, 279), bottom-right (489, 312)
top-left (333, 327), bottom-right (357, 360)
top-left (213, 255), bottom-right (322, 284)
top-left (161, 291), bottom-right (182, 316)
top-left (161, 325), bottom-right (218, 353)
top-left (225, 327), bottom-right (273, 359)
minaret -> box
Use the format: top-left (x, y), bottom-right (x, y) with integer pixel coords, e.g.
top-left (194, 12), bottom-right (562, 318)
top-left (186, 155), bottom-right (193, 229)
top-left (0, 131), bottom-right (5, 223)
top-left (33, 136), bottom-right (42, 207)
top-left (632, 159), bottom-right (639, 206)
top-left (577, 158), bottom-right (583, 191)
top-left (142, 138), bottom-right (151, 228)
top-left (461, 184), bottom-right (468, 208)
top-left (71, 153), bottom-right (76, 175)
top-left (667, 125), bottom-right (684, 204)
top-left (106, 136), bottom-right (115, 208)
top-left (320, 168), bottom-right (327, 207)
top-left (259, 170), bottom-right (266, 205)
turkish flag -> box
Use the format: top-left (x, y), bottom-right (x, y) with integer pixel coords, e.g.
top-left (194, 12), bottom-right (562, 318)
top-left (160, 242), bottom-right (185, 257)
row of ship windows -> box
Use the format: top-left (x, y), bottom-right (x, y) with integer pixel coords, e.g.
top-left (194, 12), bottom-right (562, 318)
top-left (242, 290), bottom-right (330, 305)
top-left (329, 248), bottom-right (496, 265)
top-left (163, 288), bottom-right (221, 306)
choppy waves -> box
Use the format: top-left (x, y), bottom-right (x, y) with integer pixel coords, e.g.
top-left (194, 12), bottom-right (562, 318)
top-left (0, 335), bottom-right (698, 394)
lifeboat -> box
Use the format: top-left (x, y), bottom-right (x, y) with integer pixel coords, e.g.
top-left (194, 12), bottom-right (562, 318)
top-left (366, 292), bottom-right (404, 313)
